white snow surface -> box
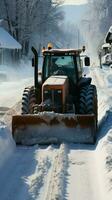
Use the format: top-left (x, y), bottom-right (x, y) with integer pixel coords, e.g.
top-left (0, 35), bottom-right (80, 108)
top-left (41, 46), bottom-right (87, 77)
top-left (1, 65), bottom-right (112, 199)
top-left (0, 27), bottom-right (21, 49)
top-left (0, 122), bottom-right (15, 168)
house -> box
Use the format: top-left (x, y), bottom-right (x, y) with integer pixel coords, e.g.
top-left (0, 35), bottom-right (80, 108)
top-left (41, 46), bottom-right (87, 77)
top-left (0, 27), bottom-right (21, 65)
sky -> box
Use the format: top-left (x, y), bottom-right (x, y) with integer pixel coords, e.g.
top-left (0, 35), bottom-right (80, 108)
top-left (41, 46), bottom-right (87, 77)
top-left (63, 0), bottom-right (88, 5)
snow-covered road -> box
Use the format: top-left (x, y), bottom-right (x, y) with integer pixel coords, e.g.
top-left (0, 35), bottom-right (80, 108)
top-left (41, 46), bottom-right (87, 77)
top-left (0, 143), bottom-right (68, 200)
top-left (0, 66), bottom-right (112, 200)
top-left (67, 145), bottom-right (103, 200)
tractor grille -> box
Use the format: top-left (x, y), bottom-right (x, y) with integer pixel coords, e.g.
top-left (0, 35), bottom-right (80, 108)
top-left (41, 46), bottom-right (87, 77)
top-left (43, 89), bottom-right (62, 112)
top-left (54, 90), bottom-right (62, 104)
top-left (44, 89), bottom-right (62, 104)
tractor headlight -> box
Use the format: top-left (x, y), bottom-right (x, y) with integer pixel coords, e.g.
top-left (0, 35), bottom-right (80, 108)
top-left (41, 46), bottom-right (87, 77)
top-left (57, 90), bottom-right (62, 94)
top-left (44, 90), bottom-right (49, 94)
top-left (43, 90), bottom-right (51, 101)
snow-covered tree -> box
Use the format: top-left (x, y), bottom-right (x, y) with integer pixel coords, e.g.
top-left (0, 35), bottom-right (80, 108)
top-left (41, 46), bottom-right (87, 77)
top-left (80, 0), bottom-right (112, 55)
top-left (87, 0), bottom-right (112, 44)
top-left (0, 0), bottom-right (64, 55)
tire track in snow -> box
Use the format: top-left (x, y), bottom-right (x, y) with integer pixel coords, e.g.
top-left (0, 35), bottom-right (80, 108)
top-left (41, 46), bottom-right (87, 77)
top-left (44, 144), bottom-right (69, 200)
top-left (25, 144), bottom-right (69, 200)
top-left (25, 145), bottom-right (57, 200)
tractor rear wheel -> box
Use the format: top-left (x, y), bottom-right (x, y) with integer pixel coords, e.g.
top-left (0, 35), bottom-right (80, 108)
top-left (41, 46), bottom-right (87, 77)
top-left (79, 85), bottom-right (97, 114)
top-left (79, 84), bottom-right (97, 143)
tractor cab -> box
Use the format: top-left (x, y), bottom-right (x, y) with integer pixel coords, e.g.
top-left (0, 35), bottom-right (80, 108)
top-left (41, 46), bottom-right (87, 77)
top-left (42, 49), bottom-right (83, 85)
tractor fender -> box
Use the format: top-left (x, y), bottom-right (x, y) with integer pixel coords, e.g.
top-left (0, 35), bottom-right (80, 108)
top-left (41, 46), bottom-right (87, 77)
top-left (78, 77), bottom-right (92, 88)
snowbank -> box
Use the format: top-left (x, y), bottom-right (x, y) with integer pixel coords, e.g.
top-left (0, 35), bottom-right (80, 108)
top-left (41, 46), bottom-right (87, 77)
top-left (95, 110), bottom-right (112, 199)
top-left (90, 65), bottom-right (112, 199)
top-left (0, 121), bottom-right (15, 168)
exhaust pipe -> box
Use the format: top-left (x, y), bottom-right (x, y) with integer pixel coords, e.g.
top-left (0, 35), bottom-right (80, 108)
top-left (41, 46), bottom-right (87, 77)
top-left (31, 46), bottom-right (38, 102)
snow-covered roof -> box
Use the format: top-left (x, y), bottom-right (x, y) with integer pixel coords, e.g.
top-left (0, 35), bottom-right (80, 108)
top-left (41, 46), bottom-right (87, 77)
top-left (43, 49), bottom-right (82, 55)
top-left (0, 27), bottom-right (22, 49)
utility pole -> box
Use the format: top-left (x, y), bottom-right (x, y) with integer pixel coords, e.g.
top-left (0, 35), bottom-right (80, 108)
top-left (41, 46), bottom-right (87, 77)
top-left (77, 28), bottom-right (80, 48)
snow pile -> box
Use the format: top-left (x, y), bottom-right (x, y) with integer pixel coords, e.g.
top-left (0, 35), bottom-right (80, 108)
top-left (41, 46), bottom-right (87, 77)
top-left (0, 121), bottom-right (15, 168)
top-left (95, 111), bottom-right (112, 199)
top-left (90, 66), bottom-right (112, 199)
top-left (105, 130), bottom-right (112, 190)
top-left (90, 67), bottom-right (111, 124)
top-left (2, 101), bottom-right (21, 128)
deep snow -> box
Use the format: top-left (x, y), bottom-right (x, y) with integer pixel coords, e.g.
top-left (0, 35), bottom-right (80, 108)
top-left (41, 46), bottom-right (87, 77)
top-left (0, 122), bottom-right (15, 168)
top-left (0, 65), bottom-right (112, 199)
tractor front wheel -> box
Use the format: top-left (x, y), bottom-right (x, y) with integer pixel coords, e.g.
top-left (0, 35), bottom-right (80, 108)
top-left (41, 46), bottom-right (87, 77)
top-left (22, 87), bottom-right (36, 114)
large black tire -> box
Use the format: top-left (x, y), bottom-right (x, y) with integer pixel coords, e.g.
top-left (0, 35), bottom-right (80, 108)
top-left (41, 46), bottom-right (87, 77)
top-left (22, 87), bottom-right (36, 114)
top-left (79, 85), bottom-right (97, 114)
top-left (79, 84), bottom-right (98, 143)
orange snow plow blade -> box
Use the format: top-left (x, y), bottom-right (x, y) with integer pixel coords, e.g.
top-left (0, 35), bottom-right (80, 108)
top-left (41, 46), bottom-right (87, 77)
top-left (12, 113), bottom-right (96, 145)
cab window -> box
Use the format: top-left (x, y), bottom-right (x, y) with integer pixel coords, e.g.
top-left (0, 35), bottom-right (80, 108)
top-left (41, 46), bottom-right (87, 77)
top-left (76, 56), bottom-right (82, 78)
top-left (43, 55), bottom-right (77, 83)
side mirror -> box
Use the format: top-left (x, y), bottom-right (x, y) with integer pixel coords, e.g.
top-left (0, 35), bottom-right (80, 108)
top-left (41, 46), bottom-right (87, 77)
top-left (32, 58), bottom-right (35, 67)
top-left (82, 45), bottom-right (86, 52)
top-left (84, 56), bottom-right (90, 66)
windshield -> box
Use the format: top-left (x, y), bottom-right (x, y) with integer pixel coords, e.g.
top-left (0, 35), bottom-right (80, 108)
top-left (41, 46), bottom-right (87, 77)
top-left (43, 55), bottom-right (76, 83)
